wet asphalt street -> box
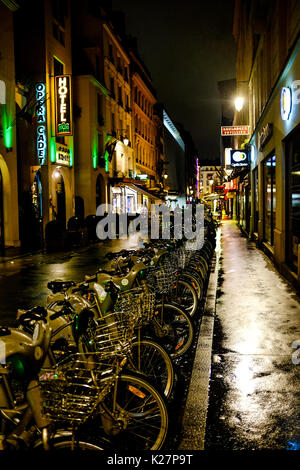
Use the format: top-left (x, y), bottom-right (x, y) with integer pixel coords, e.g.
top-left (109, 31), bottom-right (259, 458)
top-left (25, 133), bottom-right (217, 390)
top-left (205, 220), bottom-right (300, 451)
top-left (1, 222), bottom-right (300, 451)
top-left (0, 233), bottom-right (145, 326)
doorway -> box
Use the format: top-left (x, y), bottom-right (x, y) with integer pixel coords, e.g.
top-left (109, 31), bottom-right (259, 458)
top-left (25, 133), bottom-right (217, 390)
top-left (56, 172), bottom-right (66, 228)
top-left (96, 173), bottom-right (106, 211)
top-left (31, 170), bottom-right (43, 247)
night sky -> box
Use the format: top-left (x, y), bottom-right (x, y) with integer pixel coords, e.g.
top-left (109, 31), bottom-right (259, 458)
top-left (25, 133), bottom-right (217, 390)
top-left (112, 0), bottom-right (236, 161)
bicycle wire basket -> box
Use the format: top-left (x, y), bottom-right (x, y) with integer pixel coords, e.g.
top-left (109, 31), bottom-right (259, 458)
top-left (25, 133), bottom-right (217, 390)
top-left (175, 247), bottom-right (187, 269)
top-left (113, 286), bottom-right (155, 326)
top-left (145, 263), bottom-right (178, 295)
top-left (89, 287), bottom-right (156, 358)
top-left (39, 353), bottom-right (114, 426)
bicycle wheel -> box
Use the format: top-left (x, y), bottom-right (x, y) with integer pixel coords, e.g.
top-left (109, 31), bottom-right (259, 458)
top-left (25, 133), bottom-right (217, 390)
top-left (51, 439), bottom-right (104, 450)
top-left (181, 270), bottom-right (204, 299)
top-left (174, 279), bottom-right (198, 316)
top-left (100, 371), bottom-right (168, 450)
top-left (152, 302), bottom-right (194, 358)
top-left (128, 338), bottom-right (175, 399)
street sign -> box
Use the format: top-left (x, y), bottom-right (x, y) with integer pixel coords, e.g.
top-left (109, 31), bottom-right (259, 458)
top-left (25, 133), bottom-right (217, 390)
top-left (221, 125), bottom-right (250, 136)
top-left (55, 75), bottom-right (73, 136)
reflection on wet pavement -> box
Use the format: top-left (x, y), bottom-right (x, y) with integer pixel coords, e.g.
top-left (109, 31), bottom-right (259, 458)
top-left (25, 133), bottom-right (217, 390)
top-left (0, 234), bottom-right (143, 325)
top-left (205, 221), bottom-right (300, 450)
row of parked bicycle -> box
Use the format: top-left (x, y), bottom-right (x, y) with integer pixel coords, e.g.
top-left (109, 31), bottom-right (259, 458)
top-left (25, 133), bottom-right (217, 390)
top-left (0, 215), bottom-right (217, 451)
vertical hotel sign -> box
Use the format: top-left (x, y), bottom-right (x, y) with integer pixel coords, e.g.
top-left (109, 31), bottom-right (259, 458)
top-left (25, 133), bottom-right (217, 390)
top-left (36, 83), bottom-right (47, 165)
top-left (55, 75), bottom-right (72, 136)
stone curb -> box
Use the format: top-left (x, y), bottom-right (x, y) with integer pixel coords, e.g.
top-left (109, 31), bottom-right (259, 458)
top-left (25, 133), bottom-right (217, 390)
top-left (178, 240), bottom-right (220, 450)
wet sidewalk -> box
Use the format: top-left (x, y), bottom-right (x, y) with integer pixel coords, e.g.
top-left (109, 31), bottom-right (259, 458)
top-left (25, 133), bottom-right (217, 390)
top-left (205, 220), bottom-right (300, 450)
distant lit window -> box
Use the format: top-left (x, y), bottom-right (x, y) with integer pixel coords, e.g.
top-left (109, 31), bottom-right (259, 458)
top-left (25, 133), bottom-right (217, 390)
top-left (0, 80), bottom-right (5, 104)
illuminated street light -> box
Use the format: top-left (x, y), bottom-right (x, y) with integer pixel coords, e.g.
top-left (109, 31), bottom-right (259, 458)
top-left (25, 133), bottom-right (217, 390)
top-left (234, 96), bottom-right (244, 112)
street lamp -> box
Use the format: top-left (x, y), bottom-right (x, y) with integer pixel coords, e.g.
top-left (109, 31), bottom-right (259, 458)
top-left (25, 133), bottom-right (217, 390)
top-left (234, 96), bottom-right (244, 112)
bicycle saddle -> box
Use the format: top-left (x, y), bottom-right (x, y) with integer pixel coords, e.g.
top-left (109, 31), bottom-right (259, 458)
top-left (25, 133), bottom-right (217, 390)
top-left (16, 306), bottom-right (48, 333)
top-left (47, 280), bottom-right (76, 293)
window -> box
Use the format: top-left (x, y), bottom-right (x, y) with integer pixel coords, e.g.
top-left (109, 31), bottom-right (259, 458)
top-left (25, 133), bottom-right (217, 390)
top-left (0, 80), bottom-right (5, 104)
top-left (52, 0), bottom-right (67, 46)
top-left (110, 77), bottom-right (115, 99)
top-left (97, 131), bottom-right (103, 157)
top-left (253, 167), bottom-right (259, 233)
top-left (124, 66), bottom-right (129, 82)
top-left (54, 57), bottom-right (64, 76)
top-left (263, 153), bottom-right (276, 245)
top-left (118, 86), bottom-right (123, 107)
top-left (52, 0), bottom-right (67, 24)
top-left (97, 94), bottom-right (104, 126)
top-left (286, 130), bottom-right (300, 272)
top-left (111, 113), bottom-right (115, 134)
top-left (109, 44), bottom-right (114, 64)
top-left (117, 56), bottom-right (122, 74)
top-left (126, 124), bottom-right (130, 142)
top-left (53, 23), bottom-right (65, 46)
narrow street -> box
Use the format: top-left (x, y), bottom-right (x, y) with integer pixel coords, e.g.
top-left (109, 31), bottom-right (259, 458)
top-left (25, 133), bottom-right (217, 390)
top-left (1, 223), bottom-right (300, 451)
top-left (205, 220), bottom-right (300, 450)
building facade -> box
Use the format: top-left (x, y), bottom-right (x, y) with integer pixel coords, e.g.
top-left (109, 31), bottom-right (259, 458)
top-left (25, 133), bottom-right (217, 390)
top-left (233, 0), bottom-right (300, 290)
top-left (1, 0), bottom-right (202, 249)
top-left (15, 0), bottom-right (75, 247)
top-left (155, 105), bottom-right (187, 208)
top-left (0, 0), bottom-right (20, 249)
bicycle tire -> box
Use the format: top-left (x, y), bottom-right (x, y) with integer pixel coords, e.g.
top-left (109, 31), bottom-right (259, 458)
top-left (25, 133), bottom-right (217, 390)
top-left (128, 338), bottom-right (175, 399)
top-left (100, 371), bottom-right (168, 450)
top-left (174, 279), bottom-right (198, 316)
top-left (152, 302), bottom-right (194, 358)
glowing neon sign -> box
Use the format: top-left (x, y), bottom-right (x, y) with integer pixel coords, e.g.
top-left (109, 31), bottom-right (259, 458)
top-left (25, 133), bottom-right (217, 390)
top-left (230, 150), bottom-right (249, 167)
top-left (36, 83), bottom-right (47, 165)
top-left (281, 87), bottom-right (292, 120)
top-left (55, 75), bottom-right (72, 136)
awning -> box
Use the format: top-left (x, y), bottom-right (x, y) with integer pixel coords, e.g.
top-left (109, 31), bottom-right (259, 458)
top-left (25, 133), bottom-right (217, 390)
top-left (203, 193), bottom-right (220, 201)
top-left (125, 183), bottom-right (165, 204)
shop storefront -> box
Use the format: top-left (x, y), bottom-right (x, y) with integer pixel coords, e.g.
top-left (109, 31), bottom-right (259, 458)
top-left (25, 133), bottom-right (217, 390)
top-left (285, 127), bottom-right (300, 273)
top-left (263, 153), bottom-right (276, 247)
top-left (253, 167), bottom-right (259, 234)
top-left (249, 35), bottom-right (300, 287)
top-left (111, 185), bottom-right (138, 214)
top-left (237, 174), bottom-right (251, 235)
